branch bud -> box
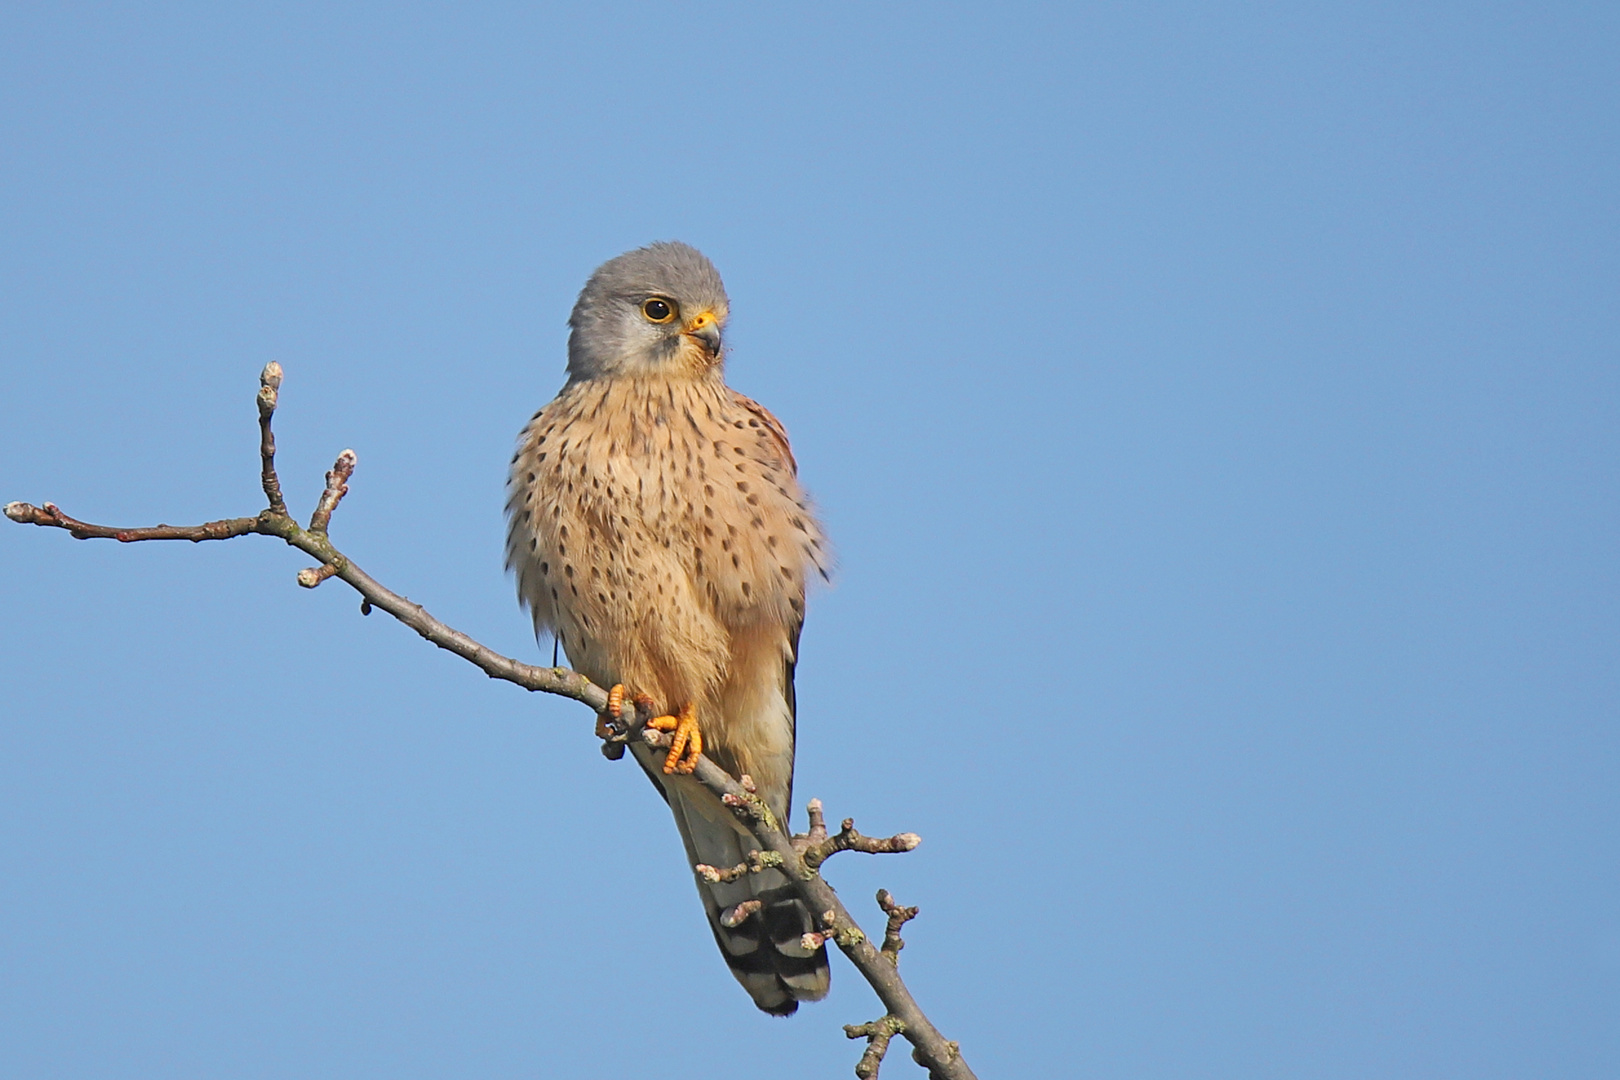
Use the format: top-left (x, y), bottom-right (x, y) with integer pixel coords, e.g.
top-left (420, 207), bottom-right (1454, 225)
top-left (297, 564), bottom-right (338, 588)
top-left (719, 900), bottom-right (762, 928)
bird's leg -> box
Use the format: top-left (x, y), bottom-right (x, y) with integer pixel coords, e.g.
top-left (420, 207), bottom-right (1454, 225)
top-left (647, 700), bottom-right (703, 774)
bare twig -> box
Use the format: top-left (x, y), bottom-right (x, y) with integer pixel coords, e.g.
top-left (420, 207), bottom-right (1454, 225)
top-left (804, 796), bottom-right (830, 847)
top-left (878, 889), bottom-right (920, 966)
top-left (257, 361), bottom-right (288, 516)
top-left (3, 502), bottom-right (264, 542)
top-left (5, 366), bottom-right (976, 1080)
top-left (695, 849), bottom-right (785, 884)
top-left (802, 814), bottom-right (922, 872)
top-left (846, 1015), bottom-right (906, 1079)
top-left (308, 448), bottom-right (355, 534)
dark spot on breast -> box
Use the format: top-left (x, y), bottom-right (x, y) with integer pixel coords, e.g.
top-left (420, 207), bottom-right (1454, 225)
top-left (778, 565), bottom-right (792, 579)
top-left (540, 562), bottom-right (549, 575)
top-left (746, 494), bottom-right (759, 506)
top-left (735, 481), bottom-right (749, 493)
top-left (526, 472), bottom-right (535, 482)
top-left (731, 554), bottom-right (741, 569)
top-left (741, 581), bottom-right (751, 596)
top-left (767, 535), bottom-right (778, 548)
top-left (564, 565), bottom-right (574, 578)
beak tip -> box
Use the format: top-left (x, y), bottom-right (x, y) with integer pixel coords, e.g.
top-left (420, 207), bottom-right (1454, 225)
top-left (687, 321), bottom-right (723, 358)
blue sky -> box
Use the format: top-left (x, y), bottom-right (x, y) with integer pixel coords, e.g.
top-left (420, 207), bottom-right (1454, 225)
top-left (2, 4), bottom-right (1616, 1077)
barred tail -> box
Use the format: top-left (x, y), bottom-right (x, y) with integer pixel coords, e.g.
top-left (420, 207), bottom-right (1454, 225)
top-left (633, 744), bottom-right (830, 1015)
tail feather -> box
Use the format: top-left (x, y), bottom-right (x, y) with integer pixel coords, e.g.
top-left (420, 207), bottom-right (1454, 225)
top-left (635, 742), bottom-right (830, 1015)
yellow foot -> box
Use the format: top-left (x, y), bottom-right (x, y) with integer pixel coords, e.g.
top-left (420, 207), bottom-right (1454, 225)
top-left (647, 701), bottom-right (702, 775)
top-left (595, 684), bottom-right (654, 740)
top-left (595, 684), bottom-right (627, 740)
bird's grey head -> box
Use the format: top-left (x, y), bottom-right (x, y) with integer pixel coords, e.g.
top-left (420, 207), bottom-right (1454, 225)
top-left (566, 241), bottom-right (730, 381)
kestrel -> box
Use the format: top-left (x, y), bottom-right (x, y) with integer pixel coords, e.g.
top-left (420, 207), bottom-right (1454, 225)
top-left (505, 242), bottom-right (831, 1015)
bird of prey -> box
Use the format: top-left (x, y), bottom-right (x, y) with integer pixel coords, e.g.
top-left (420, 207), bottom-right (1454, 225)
top-left (505, 242), bottom-right (831, 1015)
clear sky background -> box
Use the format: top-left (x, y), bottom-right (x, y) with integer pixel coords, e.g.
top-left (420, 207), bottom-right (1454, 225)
top-left (1, 4), bottom-right (1616, 1078)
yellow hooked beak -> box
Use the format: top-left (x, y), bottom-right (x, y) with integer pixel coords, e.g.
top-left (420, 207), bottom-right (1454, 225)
top-left (683, 310), bottom-right (722, 358)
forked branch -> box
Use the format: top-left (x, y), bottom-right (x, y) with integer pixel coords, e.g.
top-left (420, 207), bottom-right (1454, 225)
top-left (5, 366), bottom-right (976, 1080)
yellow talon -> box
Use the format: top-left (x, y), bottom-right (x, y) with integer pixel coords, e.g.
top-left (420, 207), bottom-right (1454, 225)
top-left (596, 683), bottom-right (628, 740)
top-left (596, 684), bottom-right (655, 739)
top-left (648, 701), bottom-right (702, 774)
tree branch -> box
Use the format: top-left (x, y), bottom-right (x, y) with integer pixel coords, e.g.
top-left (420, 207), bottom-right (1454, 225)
top-left (5, 366), bottom-right (977, 1080)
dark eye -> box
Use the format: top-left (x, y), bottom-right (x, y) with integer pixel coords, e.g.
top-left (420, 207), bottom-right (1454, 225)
top-left (641, 297), bottom-right (676, 323)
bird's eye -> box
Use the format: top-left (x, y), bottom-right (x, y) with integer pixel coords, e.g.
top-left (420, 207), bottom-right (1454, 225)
top-left (641, 297), bottom-right (676, 323)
